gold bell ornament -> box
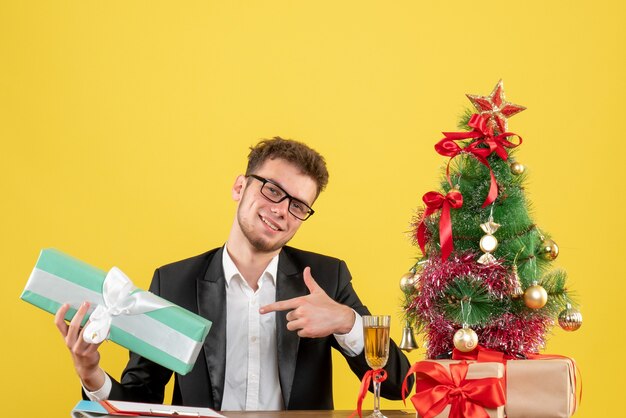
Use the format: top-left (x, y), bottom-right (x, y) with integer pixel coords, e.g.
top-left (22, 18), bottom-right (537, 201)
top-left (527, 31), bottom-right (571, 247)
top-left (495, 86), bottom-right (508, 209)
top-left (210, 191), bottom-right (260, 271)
top-left (399, 321), bottom-right (419, 352)
top-left (558, 303), bottom-right (583, 331)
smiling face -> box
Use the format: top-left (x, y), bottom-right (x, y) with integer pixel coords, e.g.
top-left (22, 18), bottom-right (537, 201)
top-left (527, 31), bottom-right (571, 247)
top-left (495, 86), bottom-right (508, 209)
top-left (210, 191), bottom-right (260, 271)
top-left (231, 158), bottom-right (318, 254)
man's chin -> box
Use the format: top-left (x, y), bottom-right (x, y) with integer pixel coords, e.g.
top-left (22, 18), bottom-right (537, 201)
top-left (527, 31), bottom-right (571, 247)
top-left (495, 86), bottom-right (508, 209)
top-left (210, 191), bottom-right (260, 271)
top-left (248, 235), bottom-right (290, 253)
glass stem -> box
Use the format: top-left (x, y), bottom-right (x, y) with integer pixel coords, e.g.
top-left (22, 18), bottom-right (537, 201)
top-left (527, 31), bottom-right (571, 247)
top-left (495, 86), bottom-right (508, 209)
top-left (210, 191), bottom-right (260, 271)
top-left (373, 378), bottom-right (381, 413)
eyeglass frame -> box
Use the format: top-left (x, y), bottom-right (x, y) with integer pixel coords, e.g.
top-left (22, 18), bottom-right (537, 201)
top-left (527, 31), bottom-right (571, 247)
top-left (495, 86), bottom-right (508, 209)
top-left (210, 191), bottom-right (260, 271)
top-left (246, 174), bottom-right (315, 221)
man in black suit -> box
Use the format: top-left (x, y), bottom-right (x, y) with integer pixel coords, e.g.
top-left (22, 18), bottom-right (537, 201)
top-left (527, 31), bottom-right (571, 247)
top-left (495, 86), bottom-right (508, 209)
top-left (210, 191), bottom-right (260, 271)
top-left (55, 137), bottom-right (413, 410)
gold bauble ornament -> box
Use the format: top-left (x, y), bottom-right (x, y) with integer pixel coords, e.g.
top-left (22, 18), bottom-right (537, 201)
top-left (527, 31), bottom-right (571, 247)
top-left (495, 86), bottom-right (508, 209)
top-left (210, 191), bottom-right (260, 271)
top-left (412, 272), bottom-right (422, 290)
top-left (539, 238), bottom-right (559, 261)
top-left (524, 281), bottom-right (548, 309)
top-left (558, 303), bottom-right (583, 331)
top-left (510, 161), bottom-right (525, 175)
top-left (453, 326), bottom-right (478, 352)
top-left (399, 272), bottom-right (415, 293)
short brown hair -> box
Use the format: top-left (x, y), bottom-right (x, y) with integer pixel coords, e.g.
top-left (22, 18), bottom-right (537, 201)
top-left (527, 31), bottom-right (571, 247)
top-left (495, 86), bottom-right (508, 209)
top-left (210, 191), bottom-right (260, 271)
top-left (246, 136), bottom-right (329, 196)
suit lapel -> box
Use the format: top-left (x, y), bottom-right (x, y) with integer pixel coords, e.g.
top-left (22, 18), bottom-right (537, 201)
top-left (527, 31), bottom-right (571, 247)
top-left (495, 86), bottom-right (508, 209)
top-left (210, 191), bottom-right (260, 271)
top-left (197, 246), bottom-right (227, 410)
top-left (276, 250), bottom-right (306, 409)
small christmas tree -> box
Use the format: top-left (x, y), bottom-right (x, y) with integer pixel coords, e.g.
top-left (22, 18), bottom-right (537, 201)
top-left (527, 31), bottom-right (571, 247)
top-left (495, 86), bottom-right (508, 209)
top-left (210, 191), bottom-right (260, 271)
top-left (401, 80), bottom-right (582, 358)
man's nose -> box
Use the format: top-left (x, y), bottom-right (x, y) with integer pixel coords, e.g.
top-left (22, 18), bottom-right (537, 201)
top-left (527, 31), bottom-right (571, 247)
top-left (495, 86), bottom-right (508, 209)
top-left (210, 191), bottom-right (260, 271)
top-left (270, 198), bottom-right (290, 216)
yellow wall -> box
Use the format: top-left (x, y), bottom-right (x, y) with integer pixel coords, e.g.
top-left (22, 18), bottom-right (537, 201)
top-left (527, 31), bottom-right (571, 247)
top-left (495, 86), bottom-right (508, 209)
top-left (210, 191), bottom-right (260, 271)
top-left (1, 1), bottom-right (623, 416)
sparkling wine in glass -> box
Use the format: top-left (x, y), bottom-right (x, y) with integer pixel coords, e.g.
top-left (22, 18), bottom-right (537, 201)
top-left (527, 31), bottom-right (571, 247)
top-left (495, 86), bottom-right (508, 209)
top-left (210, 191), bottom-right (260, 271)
top-left (363, 315), bottom-right (391, 418)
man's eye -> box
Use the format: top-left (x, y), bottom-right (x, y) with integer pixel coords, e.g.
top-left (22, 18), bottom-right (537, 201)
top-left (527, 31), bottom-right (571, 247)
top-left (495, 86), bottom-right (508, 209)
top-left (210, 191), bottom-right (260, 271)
top-left (291, 201), bottom-right (308, 213)
top-left (266, 185), bottom-right (282, 196)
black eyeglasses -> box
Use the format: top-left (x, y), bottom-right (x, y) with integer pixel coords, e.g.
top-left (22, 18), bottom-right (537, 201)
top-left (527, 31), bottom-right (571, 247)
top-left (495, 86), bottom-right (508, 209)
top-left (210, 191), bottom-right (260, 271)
top-left (247, 174), bottom-right (315, 221)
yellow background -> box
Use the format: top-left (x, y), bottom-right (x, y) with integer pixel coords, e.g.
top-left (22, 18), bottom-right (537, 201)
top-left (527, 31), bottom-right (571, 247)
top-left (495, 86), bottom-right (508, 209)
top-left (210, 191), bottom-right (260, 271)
top-left (1, 1), bottom-right (624, 416)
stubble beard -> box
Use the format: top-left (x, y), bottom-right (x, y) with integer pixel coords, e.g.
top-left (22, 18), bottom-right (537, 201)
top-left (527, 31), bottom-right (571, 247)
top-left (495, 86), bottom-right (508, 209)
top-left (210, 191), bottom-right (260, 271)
top-left (236, 189), bottom-right (293, 253)
top-left (237, 210), bottom-right (291, 253)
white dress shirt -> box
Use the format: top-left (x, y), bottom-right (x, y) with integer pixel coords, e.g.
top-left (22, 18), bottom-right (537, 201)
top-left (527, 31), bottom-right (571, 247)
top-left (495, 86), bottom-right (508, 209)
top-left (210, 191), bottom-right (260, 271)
top-left (221, 248), bottom-right (282, 410)
top-left (84, 246), bottom-right (364, 410)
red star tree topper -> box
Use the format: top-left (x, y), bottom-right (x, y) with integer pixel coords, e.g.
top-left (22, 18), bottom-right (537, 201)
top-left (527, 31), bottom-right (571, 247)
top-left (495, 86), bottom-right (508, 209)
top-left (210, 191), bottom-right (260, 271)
top-left (466, 79), bottom-right (526, 134)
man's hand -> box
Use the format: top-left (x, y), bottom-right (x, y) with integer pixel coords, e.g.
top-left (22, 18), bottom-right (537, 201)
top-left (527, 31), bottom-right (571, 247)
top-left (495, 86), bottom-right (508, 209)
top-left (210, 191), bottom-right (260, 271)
top-left (259, 267), bottom-right (356, 338)
top-left (55, 302), bottom-right (105, 391)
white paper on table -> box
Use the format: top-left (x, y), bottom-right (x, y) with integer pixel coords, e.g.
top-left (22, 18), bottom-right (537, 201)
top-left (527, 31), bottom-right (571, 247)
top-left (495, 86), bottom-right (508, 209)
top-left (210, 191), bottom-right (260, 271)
top-left (104, 400), bottom-right (226, 418)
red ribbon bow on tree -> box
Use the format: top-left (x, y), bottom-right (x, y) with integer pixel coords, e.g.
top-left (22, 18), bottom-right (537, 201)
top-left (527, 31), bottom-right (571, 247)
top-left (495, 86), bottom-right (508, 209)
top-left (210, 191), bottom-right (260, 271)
top-left (402, 361), bottom-right (506, 418)
top-left (435, 114), bottom-right (522, 208)
top-left (416, 189), bottom-right (463, 260)
top-left (350, 369), bottom-right (388, 418)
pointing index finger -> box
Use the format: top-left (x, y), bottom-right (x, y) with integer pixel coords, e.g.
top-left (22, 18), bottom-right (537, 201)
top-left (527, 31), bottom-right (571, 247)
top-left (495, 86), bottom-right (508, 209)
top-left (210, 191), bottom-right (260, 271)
top-left (260, 297), bottom-right (304, 314)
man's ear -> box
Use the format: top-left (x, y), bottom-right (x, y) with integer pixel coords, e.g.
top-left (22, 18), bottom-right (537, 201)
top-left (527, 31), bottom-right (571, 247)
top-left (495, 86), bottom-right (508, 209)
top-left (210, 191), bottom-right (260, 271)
top-left (232, 175), bottom-right (246, 201)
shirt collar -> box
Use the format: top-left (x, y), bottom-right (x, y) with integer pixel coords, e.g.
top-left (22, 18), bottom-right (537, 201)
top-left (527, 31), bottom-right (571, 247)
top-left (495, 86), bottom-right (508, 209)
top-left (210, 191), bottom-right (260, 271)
top-left (222, 244), bottom-right (279, 287)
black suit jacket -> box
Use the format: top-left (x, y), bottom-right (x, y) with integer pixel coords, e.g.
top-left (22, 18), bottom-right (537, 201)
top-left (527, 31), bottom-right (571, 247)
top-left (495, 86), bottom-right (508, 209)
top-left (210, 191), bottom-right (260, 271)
top-left (104, 246), bottom-right (413, 410)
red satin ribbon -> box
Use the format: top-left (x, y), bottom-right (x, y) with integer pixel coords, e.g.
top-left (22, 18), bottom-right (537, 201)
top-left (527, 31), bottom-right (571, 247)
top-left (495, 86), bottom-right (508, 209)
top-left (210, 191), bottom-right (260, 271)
top-left (402, 360), bottom-right (505, 418)
top-left (436, 114), bottom-right (522, 208)
top-left (452, 345), bottom-right (513, 363)
top-left (479, 131), bottom-right (523, 162)
top-left (350, 369), bottom-right (388, 418)
top-left (417, 190), bottom-right (463, 260)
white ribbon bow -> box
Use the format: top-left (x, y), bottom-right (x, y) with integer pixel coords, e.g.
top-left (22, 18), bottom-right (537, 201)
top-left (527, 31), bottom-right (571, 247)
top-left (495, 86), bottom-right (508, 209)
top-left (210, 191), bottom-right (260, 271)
top-left (83, 267), bottom-right (172, 344)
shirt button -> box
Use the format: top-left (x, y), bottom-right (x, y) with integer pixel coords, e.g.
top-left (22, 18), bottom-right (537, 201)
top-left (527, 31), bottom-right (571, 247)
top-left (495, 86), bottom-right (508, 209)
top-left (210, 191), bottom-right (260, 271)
top-left (251, 336), bottom-right (257, 342)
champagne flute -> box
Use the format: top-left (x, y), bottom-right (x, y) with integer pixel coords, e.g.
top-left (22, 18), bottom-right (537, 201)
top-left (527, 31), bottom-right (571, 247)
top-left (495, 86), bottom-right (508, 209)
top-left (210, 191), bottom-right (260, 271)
top-left (363, 315), bottom-right (391, 418)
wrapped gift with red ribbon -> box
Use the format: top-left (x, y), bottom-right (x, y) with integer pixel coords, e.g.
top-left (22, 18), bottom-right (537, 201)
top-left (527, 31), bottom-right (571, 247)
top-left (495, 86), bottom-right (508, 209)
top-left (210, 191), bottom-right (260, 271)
top-left (402, 360), bottom-right (505, 418)
top-left (452, 346), bottom-right (580, 418)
